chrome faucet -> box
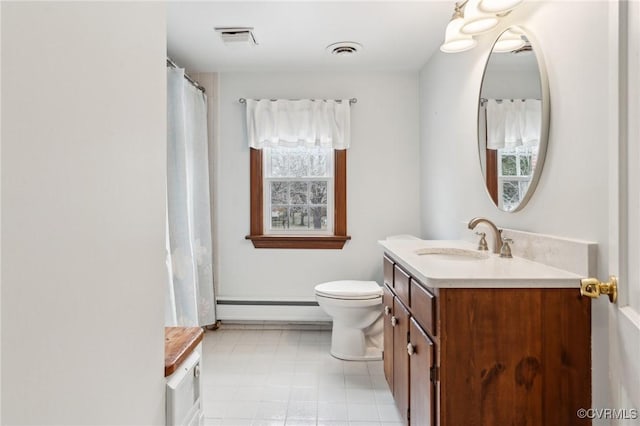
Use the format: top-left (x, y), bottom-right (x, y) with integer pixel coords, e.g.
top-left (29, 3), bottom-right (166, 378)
top-left (467, 217), bottom-right (502, 254)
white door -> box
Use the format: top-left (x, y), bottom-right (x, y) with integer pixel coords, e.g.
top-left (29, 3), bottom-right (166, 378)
top-left (606, 1), bottom-right (640, 424)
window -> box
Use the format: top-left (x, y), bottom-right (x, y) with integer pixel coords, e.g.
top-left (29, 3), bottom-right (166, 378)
top-left (243, 97), bottom-right (351, 248)
top-left (497, 145), bottom-right (538, 211)
top-left (264, 146), bottom-right (333, 234)
top-left (246, 148), bottom-right (349, 249)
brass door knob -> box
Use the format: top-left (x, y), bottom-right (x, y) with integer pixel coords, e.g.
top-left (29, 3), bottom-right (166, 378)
top-left (580, 276), bottom-right (618, 303)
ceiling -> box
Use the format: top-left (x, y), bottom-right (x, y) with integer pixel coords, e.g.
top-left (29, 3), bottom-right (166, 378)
top-left (167, 1), bottom-right (453, 73)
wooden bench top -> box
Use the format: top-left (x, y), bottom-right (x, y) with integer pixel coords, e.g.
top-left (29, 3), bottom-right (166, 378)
top-left (164, 327), bottom-right (204, 377)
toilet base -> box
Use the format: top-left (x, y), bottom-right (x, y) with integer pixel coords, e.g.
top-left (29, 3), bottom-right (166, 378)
top-left (330, 347), bottom-right (382, 361)
top-left (329, 322), bottom-right (383, 361)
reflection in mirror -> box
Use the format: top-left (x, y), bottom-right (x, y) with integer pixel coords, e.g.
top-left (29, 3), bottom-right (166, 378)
top-left (478, 26), bottom-right (549, 212)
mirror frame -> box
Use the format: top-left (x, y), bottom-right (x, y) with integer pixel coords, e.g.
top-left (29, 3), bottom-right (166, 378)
top-left (477, 26), bottom-right (551, 213)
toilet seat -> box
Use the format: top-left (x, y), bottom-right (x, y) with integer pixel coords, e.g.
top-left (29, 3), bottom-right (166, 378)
top-left (314, 280), bottom-right (382, 300)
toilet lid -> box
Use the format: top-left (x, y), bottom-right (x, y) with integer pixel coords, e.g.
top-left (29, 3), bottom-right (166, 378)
top-left (314, 280), bottom-right (383, 300)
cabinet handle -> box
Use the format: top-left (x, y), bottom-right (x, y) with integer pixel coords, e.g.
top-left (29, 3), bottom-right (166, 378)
top-left (407, 343), bottom-right (415, 356)
top-left (391, 316), bottom-right (397, 327)
top-left (194, 364), bottom-right (200, 378)
top-left (384, 306), bottom-right (391, 316)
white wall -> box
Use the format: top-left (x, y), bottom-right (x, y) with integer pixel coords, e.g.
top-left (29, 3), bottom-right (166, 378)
top-left (419, 0), bottom-right (610, 418)
top-left (1, 3), bottom-right (166, 424)
top-left (215, 72), bottom-right (421, 303)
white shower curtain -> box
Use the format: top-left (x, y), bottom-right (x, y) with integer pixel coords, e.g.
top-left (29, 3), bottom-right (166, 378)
top-left (166, 67), bottom-right (215, 327)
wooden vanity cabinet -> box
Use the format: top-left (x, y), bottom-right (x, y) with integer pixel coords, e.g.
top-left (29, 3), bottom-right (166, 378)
top-left (383, 257), bottom-right (438, 425)
top-left (382, 254), bottom-right (592, 426)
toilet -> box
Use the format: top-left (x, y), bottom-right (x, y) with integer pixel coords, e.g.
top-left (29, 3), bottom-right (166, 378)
top-left (315, 280), bottom-right (384, 361)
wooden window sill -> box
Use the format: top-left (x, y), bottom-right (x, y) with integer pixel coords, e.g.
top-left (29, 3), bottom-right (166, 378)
top-left (245, 234), bottom-right (351, 249)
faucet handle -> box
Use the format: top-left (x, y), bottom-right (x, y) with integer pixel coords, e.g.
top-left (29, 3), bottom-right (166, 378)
top-left (500, 238), bottom-right (514, 258)
top-left (475, 232), bottom-right (488, 251)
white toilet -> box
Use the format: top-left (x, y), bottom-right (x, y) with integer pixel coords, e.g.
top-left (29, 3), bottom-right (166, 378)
top-left (314, 280), bottom-right (384, 361)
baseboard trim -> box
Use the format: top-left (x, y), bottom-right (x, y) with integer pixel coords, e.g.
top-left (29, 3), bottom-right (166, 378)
top-left (216, 300), bottom-right (330, 322)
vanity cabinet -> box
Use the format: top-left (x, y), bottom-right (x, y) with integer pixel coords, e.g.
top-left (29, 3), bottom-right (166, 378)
top-left (382, 255), bottom-right (591, 426)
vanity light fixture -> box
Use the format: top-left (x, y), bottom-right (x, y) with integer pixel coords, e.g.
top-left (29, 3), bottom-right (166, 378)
top-left (460, 0), bottom-right (499, 35)
top-left (440, 5), bottom-right (478, 53)
top-left (440, 0), bottom-right (523, 53)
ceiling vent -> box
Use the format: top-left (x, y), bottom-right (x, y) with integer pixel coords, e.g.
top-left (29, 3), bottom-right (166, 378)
top-left (214, 27), bottom-right (258, 46)
top-left (326, 41), bottom-right (362, 56)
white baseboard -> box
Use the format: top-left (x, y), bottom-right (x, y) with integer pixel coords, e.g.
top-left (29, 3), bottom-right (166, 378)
top-left (216, 303), bottom-right (331, 322)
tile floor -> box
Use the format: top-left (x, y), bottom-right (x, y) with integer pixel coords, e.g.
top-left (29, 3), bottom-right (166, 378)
top-left (201, 327), bottom-right (404, 426)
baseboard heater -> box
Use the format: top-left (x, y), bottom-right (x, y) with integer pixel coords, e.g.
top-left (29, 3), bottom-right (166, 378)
top-left (216, 299), bottom-right (330, 322)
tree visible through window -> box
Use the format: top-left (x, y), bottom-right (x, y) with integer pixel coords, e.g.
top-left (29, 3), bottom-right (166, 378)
top-left (498, 146), bottom-right (537, 211)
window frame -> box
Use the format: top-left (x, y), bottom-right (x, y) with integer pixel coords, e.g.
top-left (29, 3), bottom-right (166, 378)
top-left (246, 148), bottom-right (350, 249)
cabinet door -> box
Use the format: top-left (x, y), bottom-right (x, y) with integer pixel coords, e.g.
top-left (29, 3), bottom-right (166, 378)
top-left (409, 318), bottom-right (435, 426)
top-left (393, 298), bottom-right (410, 424)
top-left (383, 284), bottom-right (395, 389)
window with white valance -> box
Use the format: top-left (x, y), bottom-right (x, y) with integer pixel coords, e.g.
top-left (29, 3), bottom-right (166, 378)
top-left (244, 99), bottom-right (352, 249)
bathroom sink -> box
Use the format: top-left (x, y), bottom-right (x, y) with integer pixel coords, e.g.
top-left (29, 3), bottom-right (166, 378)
top-left (414, 247), bottom-right (490, 261)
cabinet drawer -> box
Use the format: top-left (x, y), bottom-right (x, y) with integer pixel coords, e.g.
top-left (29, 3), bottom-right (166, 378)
top-left (410, 279), bottom-right (436, 337)
top-left (383, 255), bottom-right (394, 287)
top-left (393, 265), bottom-right (410, 306)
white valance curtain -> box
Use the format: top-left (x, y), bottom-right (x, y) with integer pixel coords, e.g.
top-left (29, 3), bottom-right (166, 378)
top-left (245, 99), bottom-right (351, 149)
top-left (486, 99), bottom-right (541, 149)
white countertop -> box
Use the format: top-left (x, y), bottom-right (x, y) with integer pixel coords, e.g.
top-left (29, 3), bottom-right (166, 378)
top-left (379, 239), bottom-right (583, 288)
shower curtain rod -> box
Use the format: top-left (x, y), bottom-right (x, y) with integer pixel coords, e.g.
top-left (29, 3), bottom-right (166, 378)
top-left (166, 57), bottom-right (205, 93)
top-left (238, 97), bottom-right (357, 104)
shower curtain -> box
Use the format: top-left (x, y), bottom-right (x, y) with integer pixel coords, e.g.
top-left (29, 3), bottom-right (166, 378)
top-left (165, 67), bottom-right (216, 327)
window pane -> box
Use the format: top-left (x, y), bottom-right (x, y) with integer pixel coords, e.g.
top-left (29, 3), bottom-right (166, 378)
top-left (269, 149), bottom-right (287, 177)
top-left (270, 206), bottom-right (288, 230)
top-left (502, 180), bottom-right (520, 211)
top-left (309, 206), bottom-right (327, 230)
top-left (270, 181), bottom-right (288, 204)
top-left (290, 182), bottom-right (308, 204)
top-left (519, 154), bottom-right (532, 176)
top-left (289, 206), bottom-right (308, 229)
top-left (309, 181), bottom-right (328, 204)
top-left (309, 148), bottom-right (331, 177)
top-left (501, 154), bottom-right (517, 176)
top-left (287, 148), bottom-right (309, 177)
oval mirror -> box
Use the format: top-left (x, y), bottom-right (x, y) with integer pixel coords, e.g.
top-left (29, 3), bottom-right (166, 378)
top-left (478, 26), bottom-right (549, 212)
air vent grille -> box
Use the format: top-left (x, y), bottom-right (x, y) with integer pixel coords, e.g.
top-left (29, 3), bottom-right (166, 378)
top-left (214, 27), bottom-right (258, 46)
top-left (326, 41), bottom-right (362, 56)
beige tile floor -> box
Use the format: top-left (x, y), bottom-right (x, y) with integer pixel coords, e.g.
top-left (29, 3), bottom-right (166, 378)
top-left (201, 327), bottom-right (403, 426)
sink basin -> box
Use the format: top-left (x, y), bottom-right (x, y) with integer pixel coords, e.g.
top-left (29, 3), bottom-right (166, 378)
top-left (414, 247), bottom-right (490, 261)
